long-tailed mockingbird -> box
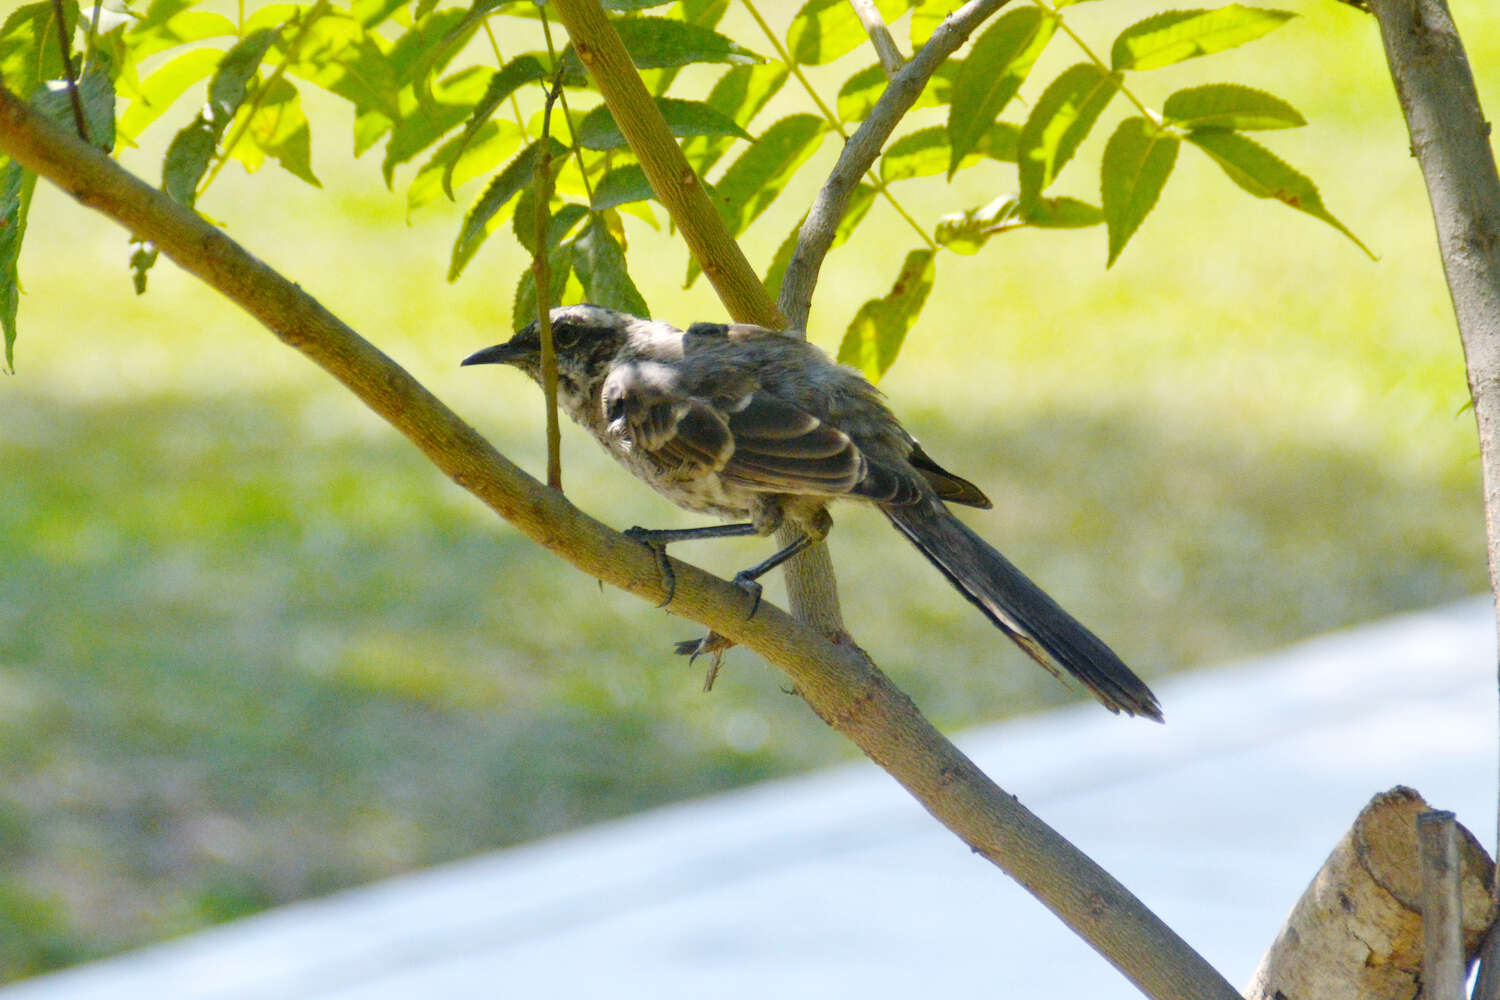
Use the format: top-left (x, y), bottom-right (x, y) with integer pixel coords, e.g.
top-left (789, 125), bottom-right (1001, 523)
top-left (463, 303), bottom-right (1161, 720)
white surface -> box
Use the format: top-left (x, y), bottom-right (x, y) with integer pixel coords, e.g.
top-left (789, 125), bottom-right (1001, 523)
top-left (5, 599), bottom-right (1496, 998)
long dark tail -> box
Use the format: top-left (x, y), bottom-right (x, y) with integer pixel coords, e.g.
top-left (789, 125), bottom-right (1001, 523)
top-left (882, 498), bottom-right (1162, 721)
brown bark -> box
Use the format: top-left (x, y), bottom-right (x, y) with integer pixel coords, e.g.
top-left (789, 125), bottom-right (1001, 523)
top-left (1247, 787), bottom-right (1495, 1000)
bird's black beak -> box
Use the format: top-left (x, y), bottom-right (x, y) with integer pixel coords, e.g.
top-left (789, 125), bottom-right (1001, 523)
top-left (461, 341), bottom-right (528, 367)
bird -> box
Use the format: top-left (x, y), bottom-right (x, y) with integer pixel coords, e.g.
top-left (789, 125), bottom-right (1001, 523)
top-left (462, 303), bottom-right (1162, 721)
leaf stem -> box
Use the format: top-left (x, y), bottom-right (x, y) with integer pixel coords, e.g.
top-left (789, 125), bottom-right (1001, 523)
top-left (1030, 0), bottom-right (1153, 119)
top-left (481, 18), bottom-right (529, 131)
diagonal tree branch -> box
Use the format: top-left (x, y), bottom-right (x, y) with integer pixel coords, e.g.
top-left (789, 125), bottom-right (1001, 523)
top-left (779, 0), bottom-right (1013, 329)
top-left (0, 82), bottom-right (1238, 1000)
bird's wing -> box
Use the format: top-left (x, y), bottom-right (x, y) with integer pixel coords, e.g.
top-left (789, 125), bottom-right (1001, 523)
top-left (603, 361), bottom-right (734, 471)
top-left (604, 363), bottom-right (883, 499)
top-left (715, 391), bottom-right (869, 496)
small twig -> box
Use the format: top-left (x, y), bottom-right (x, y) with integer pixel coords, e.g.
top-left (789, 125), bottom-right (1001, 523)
top-left (82, 0), bottom-right (103, 68)
top-left (48, 0), bottom-right (89, 143)
top-left (534, 73), bottom-right (565, 491)
top-left (778, 0), bottom-right (1014, 328)
top-left (1417, 811), bottom-right (1466, 1000)
top-left (847, 0), bottom-right (905, 76)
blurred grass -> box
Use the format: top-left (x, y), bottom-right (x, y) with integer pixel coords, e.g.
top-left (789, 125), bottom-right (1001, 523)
top-left (2, 0), bottom-right (1497, 979)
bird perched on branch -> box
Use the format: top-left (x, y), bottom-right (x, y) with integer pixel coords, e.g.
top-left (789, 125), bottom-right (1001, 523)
top-left (463, 304), bottom-right (1161, 721)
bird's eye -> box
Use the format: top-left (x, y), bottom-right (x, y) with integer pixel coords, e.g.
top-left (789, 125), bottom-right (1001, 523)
top-left (552, 320), bottom-right (577, 348)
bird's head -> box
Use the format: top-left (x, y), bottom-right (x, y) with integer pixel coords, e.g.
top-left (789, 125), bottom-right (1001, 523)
top-left (461, 304), bottom-right (637, 385)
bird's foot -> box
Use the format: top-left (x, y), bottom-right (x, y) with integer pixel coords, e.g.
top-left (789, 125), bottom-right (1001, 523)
top-left (625, 526), bottom-right (675, 608)
top-left (673, 631), bottom-right (735, 691)
top-left (730, 570), bottom-right (763, 620)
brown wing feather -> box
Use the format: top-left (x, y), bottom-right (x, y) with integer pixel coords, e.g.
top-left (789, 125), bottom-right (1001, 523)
top-left (718, 393), bottom-right (867, 495)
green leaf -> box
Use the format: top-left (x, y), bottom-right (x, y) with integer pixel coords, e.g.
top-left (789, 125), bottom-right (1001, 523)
top-left (592, 164), bottom-right (654, 211)
top-left (351, 0), bottom-right (408, 28)
top-left (513, 198), bottom-right (589, 256)
top-left (934, 193), bottom-right (1099, 254)
top-left (836, 249), bottom-right (936, 380)
top-left (576, 96), bottom-right (750, 151)
top-left (1161, 83), bottom-right (1306, 130)
top-left (512, 243), bottom-right (574, 332)
top-left (910, 0), bottom-right (944, 49)
top-left (162, 118), bottom-right (216, 205)
top-left (573, 216), bottom-right (649, 316)
top-left (387, 7), bottom-right (473, 89)
top-left (881, 122), bottom-right (1016, 181)
top-left (231, 77), bottom-right (319, 186)
top-left (564, 17), bottom-right (761, 75)
top-left (32, 67), bottom-right (117, 151)
top-left (444, 56), bottom-right (547, 196)
top-left (129, 237), bottom-right (158, 295)
top-left (158, 27), bottom-right (278, 206)
top-left (786, 0), bottom-right (917, 65)
top-left (119, 48), bottom-right (221, 142)
top-left (124, 5), bottom-right (237, 62)
top-left (0, 159), bottom-right (35, 370)
top-left (933, 196), bottom-right (1018, 253)
top-left (408, 120), bottom-right (523, 216)
top-left (682, 62), bottom-right (787, 173)
top-left (711, 113), bottom-right (825, 236)
top-left (449, 137), bottom-right (567, 281)
top-left (242, 3), bottom-right (305, 35)
top-left (1, 1), bottom-right (72, 94)
top-left (208, 28), bottom-right (278, 124)
top-left (1101, 116), bottom-right (1178, 265)
top-left (381, 65), bottom-right (492, 186)
top-left (1187, 128), bottom-right (1372, 256)
top-left (1024, 196), bottom-right (1103, 228)
top-left (1111, 6), bottom-right (1296, 71)
top-left (284, 11), bottom-right (400, 120)
top-left (946, 8), bottom-right (1055, 177)
top-left (1017, 62), bottom-right (1119, 209)
top-left (837, 60), bottom-right (957, 122)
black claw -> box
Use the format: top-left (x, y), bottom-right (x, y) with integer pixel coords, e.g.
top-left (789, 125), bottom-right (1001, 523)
top-left (731, 571), bottom-right (763, 620)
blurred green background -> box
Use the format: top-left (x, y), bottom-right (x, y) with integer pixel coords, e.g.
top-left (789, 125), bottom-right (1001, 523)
top-left (3, 0), bottom-right (1497, 980)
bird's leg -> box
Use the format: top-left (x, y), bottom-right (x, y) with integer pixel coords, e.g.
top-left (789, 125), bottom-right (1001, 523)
top-left (624, 522), bottom-right (761, 607)
top-left (728, 505), bottom-right (832, 620)
top-left (727, 534), bottom-right (814, 619)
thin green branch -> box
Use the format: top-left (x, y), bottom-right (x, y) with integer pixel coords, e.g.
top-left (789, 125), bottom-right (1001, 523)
top-left (534, 75), bottom-right (565, 491)
top-left (481, 18), bottom-right (529, 131)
